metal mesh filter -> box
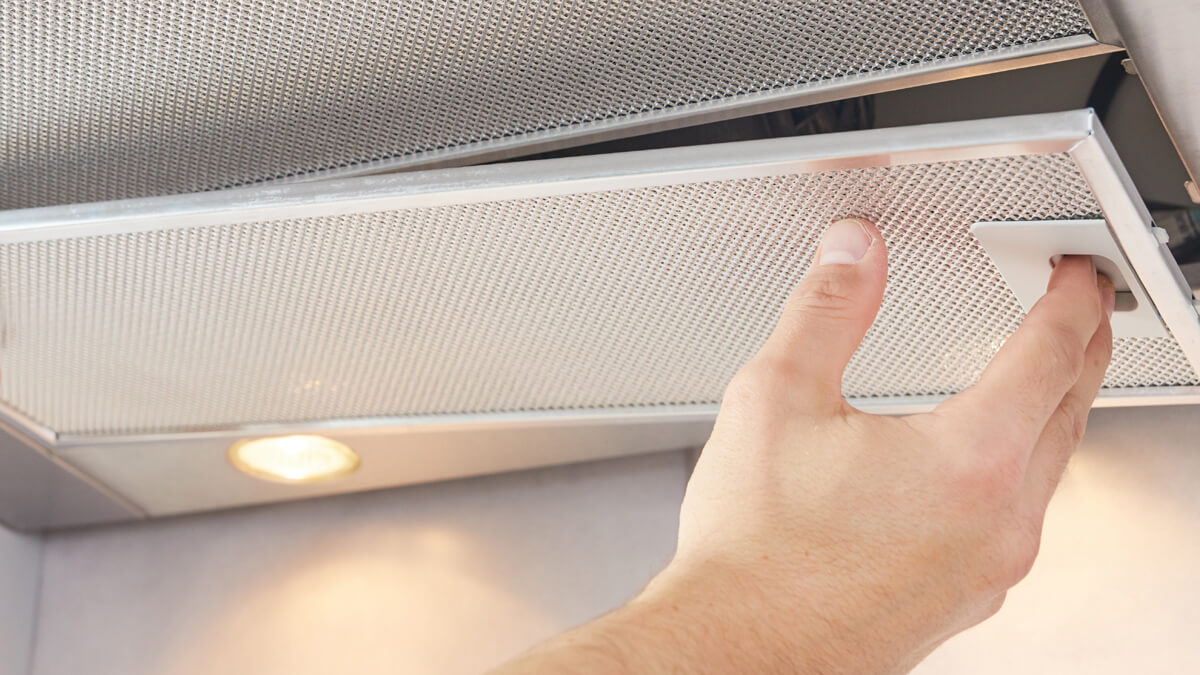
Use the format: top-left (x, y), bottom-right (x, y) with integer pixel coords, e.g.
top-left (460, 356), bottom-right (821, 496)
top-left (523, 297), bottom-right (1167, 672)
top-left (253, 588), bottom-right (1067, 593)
top-left (2, 152), bottom-right (1196, 436)
top-left (2, 0), bottom-right (1094, 209)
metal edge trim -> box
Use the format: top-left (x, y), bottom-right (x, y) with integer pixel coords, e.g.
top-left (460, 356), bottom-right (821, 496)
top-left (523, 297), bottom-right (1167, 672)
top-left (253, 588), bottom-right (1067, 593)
top-left (1092, 386), bottom-right (1200, 408)
top-left (0, 400), bottom-right (57, 447)
top-left (0, 110), bottom-right (1098, 244)
top-left (1076, 0), bottom-right (1125, 46)
top-left (238, 35), bottom-right (1121, 188)
top-left (51, 385), bottom-right (1200, 449)
top-left (53, 405), bottom-right (726, 448)
top-left (0, 414), bottom-right (148, 522)
top-left (1069, 120), bottom-right (1200, 377)
top-left (1099, 1), bottom-right (1200, 189)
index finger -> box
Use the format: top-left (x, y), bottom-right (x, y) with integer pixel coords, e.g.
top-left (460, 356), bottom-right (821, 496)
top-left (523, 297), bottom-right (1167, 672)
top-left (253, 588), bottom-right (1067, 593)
top-left (936, 255), bottom-right (1108, 447)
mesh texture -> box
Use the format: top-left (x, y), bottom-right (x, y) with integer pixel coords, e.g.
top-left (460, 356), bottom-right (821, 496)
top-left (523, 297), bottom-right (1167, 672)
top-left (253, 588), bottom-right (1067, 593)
top-left (2, 152), bottom-right (1196, 436)
top-left (2, 0), bottom-right (1092, 209)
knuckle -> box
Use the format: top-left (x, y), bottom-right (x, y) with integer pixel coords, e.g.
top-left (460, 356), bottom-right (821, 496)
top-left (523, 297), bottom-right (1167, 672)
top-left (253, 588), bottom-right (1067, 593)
top-left (723, 366), bottom-right (766, 406)
top-left (1092, 329), bottom-right (1114, 370)
top-left (756, 354), bottom-right (803, 386)
top-left (1053, 397), bottom-right (1090, 448)
top-left (976, 524), bottom-right (1041, 594)
top-left (951, 440), bottom-right (1025, 504)
top-left (724, 358), bottom-right (794, 406)
top-left (1038, 321), bottom-right (1087, 384)
top-left (980, 592), bottom-right (1008, 623)
top-left (792, 276), bottom-right (857, 321)
top-left (1098, 338), bottom-right (1114, 367)
top-left (965, 591), bottom-right (1010, 626)
top-left (996, 523), bottom-right (1042, 588)
top-left (739, 356), bottom-right (793, 388)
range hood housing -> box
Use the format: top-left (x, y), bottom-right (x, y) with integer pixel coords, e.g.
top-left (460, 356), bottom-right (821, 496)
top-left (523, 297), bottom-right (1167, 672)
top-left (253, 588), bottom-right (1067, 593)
top-left (1, 110), bottom-right (1197, 529)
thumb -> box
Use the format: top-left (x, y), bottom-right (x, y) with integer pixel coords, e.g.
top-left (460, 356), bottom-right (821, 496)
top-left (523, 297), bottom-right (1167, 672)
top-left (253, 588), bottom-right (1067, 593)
top-left (756, 218), bottom-right (888, 406)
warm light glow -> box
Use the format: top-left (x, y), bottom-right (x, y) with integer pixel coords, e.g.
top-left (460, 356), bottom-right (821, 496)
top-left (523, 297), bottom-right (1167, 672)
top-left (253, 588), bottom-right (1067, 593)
top-left (228, 435), bottom-right (360, 483)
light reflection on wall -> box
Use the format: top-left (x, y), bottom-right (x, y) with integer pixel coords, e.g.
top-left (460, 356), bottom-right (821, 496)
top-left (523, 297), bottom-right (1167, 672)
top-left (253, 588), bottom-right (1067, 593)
top-left (161, 525), bottom-right (558, 675)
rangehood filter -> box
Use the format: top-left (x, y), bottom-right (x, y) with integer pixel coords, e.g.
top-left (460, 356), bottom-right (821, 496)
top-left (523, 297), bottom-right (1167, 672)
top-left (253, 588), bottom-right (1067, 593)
top-left (0, 110), bottom-right (1196, 519)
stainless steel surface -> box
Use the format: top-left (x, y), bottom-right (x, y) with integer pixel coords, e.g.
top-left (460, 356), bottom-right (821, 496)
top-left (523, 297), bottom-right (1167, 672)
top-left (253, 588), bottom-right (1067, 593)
top-left (3, 110), bottom-right (1196, 524)
top-left (47, 388), bottom-right (1200, 517)
top-left (1076, 0), bottom-right (1123, 45)
top-left (333, 36), bottom-right (1118, 180)
top-left (1071, 117), bottom-right (1200, 369)
top-left (2, 1), bottom-right (1110, 209)
top-left (57, 409), bottom-right (718, 517)
top-left (0, 421), bottom-right (143, 531)
top-left (1092, 0), bottom-right (1200, 187)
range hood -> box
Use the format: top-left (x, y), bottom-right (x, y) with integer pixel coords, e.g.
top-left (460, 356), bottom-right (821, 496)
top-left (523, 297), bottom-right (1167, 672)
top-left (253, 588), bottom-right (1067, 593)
top-left (1, 110), bottom-right (1197, 529)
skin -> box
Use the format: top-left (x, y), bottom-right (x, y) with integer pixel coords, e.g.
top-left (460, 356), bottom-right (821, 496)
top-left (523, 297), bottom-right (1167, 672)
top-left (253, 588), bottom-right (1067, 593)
top-left (491, 218), bottom-right (1116, 674)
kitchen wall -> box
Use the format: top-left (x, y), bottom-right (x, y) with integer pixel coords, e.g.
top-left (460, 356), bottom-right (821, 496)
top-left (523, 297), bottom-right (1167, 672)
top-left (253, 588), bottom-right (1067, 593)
top-left (22, 405), bottom-right (1200, 674)
top-left (0, 523), bottom-right (41, 675)
top-left (914, 405), bottom-right (1200, 674)
top-left (28, 450), bottom-right (688, 675)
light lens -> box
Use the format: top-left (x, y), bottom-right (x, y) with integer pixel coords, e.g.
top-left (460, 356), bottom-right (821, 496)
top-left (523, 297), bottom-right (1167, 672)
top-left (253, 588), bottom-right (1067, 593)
top-left (228, 435), bottom-right (360, 483)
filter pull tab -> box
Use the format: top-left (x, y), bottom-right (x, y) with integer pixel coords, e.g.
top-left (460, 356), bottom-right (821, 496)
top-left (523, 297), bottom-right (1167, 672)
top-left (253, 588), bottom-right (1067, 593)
top-left (971, 219), bottom-right (1167, 338)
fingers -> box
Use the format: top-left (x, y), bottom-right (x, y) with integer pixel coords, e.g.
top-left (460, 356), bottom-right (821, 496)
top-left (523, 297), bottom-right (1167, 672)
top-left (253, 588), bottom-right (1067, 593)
top-left (938, 255), bottom-right (1108, 447)
top-left (1021, 276), bottom-right (1114, 513)
top-left (753, 218), bottom-right (888, 407)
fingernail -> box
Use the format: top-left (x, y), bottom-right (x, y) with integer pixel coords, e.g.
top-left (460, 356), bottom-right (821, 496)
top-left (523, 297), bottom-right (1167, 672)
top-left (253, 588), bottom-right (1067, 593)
top-left (1098, 274), bottom-right (1116, 318)
top-left (818, 218), bottom-right (873, 266)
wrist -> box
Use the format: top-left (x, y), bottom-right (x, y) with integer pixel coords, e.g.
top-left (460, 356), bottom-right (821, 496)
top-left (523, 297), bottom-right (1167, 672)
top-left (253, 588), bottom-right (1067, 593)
top-left (624, 554), bottom-right (831, 674)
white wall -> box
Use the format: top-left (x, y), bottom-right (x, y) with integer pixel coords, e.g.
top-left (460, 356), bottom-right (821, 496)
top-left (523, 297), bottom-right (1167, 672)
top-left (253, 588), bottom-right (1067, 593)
top-left (914, 405), bottom-right (1200, 673)
top-left (25, 406), bottom-right (1200, 674)
top-left (30, 451), bottom-right (688, 675)
top-left (0, 523), bottom-right (41, 675)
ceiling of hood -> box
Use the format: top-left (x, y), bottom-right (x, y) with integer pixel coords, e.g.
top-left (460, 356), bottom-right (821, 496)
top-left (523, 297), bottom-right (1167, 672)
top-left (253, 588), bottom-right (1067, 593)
top-left (1, 0), bottom-right (1113, 210)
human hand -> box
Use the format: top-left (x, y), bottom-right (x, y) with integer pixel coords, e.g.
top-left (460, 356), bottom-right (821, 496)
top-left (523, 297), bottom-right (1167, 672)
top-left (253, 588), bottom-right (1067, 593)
top-left (648, 218), bottom-right (1115, 673)
top-left (492, 218), bottom-right (1114, 674)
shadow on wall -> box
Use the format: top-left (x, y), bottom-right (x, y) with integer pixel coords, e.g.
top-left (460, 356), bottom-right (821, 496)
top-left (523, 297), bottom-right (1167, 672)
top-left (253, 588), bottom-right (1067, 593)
top-left (0, 524), bottom-right (40, 675)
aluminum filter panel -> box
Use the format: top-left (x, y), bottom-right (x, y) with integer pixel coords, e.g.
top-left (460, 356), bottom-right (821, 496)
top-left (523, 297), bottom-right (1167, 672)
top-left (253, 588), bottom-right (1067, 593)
top-left (0, 112), bottom-right (1196, 440)
top-left (1, 0), bottom-right (1103, 209)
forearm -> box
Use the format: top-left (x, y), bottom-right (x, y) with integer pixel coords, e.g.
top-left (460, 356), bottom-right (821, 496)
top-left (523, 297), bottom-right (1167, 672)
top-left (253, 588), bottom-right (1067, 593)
top-left (490, 560), bottom-right (823, 675)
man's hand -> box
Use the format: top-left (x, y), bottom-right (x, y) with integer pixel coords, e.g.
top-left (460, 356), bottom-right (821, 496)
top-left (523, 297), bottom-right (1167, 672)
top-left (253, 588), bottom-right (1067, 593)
top-left (492, 218), bottom-right (1115, 674)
